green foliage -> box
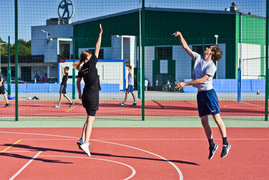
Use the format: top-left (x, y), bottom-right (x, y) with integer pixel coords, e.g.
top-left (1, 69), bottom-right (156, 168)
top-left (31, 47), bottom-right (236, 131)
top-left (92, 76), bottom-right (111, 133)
top-left (0, 38), bottom-right (31, 56)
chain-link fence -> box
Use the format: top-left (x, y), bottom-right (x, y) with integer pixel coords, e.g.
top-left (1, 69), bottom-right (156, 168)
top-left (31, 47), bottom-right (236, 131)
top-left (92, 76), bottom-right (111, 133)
top-left (0, 0), bottom-right (267, 121)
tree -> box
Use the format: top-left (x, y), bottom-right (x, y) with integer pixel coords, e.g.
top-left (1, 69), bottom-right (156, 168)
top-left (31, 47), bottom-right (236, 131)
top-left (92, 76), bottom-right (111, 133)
top-left (18, 39), bottom-right (31, 56)
top-left (0, 38), bottom-right (31, 57)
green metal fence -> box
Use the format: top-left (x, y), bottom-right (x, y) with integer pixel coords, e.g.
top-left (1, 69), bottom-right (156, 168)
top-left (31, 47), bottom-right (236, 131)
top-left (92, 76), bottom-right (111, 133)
top-left (0, 0), bottom-right (268, 121)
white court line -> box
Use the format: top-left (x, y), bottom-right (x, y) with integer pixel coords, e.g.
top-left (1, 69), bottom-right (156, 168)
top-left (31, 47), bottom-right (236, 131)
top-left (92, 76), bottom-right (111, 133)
top-left (223, 101), bottom-right (264, 108)
top-left (93, 139), bottom-right (183, 180)
top-left (9, 151), bottom-right (42, 180)
top-left (0, 131), bottom-right (183, 180)
top-left (40, 155), bottom-right (136, 180)
top-left (240, 101), bottom-right (264, 108)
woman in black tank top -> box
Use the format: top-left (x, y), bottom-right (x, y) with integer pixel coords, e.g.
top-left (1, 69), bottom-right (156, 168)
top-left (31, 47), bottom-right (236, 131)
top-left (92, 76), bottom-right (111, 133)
top-left (73, 24), bottom-right (103, 156)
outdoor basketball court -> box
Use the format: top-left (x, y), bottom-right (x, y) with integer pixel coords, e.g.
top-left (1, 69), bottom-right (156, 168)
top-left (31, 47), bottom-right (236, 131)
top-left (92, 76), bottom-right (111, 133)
top-left (1, 127), bottom-right (269, 179)
top-left (1, 0), bottom-right (269, 179)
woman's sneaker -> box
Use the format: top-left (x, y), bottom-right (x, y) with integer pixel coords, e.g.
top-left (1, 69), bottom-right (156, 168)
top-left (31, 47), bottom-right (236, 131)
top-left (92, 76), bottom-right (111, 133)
top-left (80, 143), bottom-right (91, 156)
top-left (77, 138), bottom-right (84, 150)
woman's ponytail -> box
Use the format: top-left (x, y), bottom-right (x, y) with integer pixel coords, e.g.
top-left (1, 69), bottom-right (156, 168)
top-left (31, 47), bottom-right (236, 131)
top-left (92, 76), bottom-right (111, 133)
top-left (73, 50), bottom-right (92, 71)
top-left (73, 60), bottom-right (82, 71)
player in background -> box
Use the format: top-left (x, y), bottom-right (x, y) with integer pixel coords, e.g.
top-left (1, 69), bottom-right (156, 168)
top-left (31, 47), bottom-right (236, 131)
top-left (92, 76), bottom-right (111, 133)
top-left (173, 31), bottom-right (231, 159)
top-left (145, 78), bottom-right (149, 91)
top-left (73, 24), bottom-right (103, 156)
top-left (54, 66), bottom-right (74, 108)
top-left (0, 72), bottom-right (10, 108)
top-left (119, 65), bottom-right (137, 106)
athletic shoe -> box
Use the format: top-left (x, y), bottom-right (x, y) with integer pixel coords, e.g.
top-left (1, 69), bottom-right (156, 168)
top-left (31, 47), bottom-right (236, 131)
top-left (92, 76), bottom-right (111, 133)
top-left (131, 102), bottom-right (137, 106)
top-left (77, 138), bottom-right (84, 150)
top-left (221, 143), bottom-right (231, 158)
top-left (80, 143), bottom-right (91, 156)
top-left (208, 144), bottom-right (218, 160)
top-left (54, 104), bottom-right (61, 108)
top-left (5, 103), bottom-right (10, 108)
top-left (70, 102), bottom-right (74, 107)
top-left (32, 96), bottom-right (39, 100)
top-left (119, 102), bottom-right (125, 106)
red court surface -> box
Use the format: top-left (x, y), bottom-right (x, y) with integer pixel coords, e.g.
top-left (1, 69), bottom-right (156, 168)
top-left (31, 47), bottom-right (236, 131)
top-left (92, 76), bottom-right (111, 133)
top-left (1, 127), bottom-right (269, 179)
top-left (0, 100), bottom-right (265, 117)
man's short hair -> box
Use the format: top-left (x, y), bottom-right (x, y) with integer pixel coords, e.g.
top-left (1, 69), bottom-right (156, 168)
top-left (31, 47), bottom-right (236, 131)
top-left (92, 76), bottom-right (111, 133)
top-left (211, 45), bottom-right (222, 61)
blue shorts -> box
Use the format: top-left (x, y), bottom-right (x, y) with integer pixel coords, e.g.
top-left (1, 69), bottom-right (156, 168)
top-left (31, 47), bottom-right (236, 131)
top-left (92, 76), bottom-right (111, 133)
top-left (197, 89), bottom-right (220, 117)
top-left (126, 85), bottom-right (134, 93)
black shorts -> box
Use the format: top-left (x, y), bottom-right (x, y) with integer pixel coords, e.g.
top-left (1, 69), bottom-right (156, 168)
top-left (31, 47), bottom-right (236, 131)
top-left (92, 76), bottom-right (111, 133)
top-left (0, 84), bottom-right (5, 94)
top-left (82, 92), bottom-right (99, 116)
top-left (59, 85), bottom-right (66, 94)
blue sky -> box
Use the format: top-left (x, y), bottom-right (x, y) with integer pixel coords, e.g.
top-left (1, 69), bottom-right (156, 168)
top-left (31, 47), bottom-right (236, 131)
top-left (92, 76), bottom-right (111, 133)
top-left (0, 0), bottom-right (266, 43)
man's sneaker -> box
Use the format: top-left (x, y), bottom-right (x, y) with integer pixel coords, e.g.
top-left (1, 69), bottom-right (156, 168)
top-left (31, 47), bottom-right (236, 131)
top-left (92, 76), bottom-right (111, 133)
top-left (221, 143), bottom-right (231, 158)
top-left (80, 143), bottom-right (91, 156)
top-left (69, 102), bottom-right (74, 107)
top-left (208, 144), bottom-right (218, 160)
top-left (54, 104), bottom-right (61, 108)
top-left (119, 102), bottom-right (125, 106)
top-left (5, 103), bottom-right (10, 108)
top-left (131, 102), bottom-right (137, 106)
top-left (77, 138), bottom-right (84, 150)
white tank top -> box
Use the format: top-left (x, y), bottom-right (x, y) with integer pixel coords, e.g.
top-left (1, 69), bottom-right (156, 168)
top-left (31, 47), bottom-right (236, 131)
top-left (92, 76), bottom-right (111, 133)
top-left (128, 72), bottom-right (133, 85)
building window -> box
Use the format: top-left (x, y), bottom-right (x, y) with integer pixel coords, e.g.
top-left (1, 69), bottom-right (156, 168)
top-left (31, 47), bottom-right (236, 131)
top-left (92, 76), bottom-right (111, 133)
top-left (88, 49), bottom-right (104, 59)
top-left (155, 47), bottom-right (172, 59)
top-left (160, 60), bottom-right (168, 74)
top-left (1, 67), bottom-right (15, 78)
top-left (153, 47), bottom-right (175, 87)
top-left (60, 44), bottom-right (70, 59)
top-left (21, 67), bottom-right (31, 81)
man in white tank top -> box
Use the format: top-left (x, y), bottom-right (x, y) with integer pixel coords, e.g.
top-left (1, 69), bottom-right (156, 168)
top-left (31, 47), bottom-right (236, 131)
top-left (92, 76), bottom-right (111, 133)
top-left (173, 31), bottom-right (231, 160)
top-left (119, 66), bottom-right (137, 106)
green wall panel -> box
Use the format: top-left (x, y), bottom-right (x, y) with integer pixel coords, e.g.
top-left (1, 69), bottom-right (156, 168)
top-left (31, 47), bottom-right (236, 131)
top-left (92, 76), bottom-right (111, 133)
top-left (74, 11), bottom-right (140, 52)
top-left (73, 9), bottom-right (265, 79)
top-left (235, 14), bottom-right (266, 79)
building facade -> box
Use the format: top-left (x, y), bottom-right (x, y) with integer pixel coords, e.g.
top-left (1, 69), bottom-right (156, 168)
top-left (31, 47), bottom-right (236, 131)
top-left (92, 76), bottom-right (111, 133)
top-left (2, 6), bottom-right (265, 90)
top-left (72, 7), bottom-right (266, 88)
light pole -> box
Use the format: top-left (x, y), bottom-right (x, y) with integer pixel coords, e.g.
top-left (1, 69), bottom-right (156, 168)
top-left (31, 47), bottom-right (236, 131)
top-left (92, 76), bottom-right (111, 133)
top-left (214, 35), bottom-right (219, 79)
top-left (41, 30), bottom-right (53, 42)
top-left (214, 34), bottom-right (219, 45)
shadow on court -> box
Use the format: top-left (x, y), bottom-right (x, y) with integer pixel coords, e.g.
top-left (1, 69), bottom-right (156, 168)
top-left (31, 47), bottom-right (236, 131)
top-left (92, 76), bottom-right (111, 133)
top-left (2, 144), bottom-right (85, 155)
top-left (2, 143), bottom-right (199, 166)
top-left (91, 152), bottom-right (200, 166)
top-left (0, 152), bottom-right (72, 164)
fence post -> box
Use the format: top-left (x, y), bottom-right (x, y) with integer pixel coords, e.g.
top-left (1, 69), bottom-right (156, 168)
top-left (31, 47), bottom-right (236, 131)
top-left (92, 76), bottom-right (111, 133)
top-left (72, 37), bottom-right (76, 99)
top-left (265, 0), bottom-right (269, 121)
top-left (15, 0), bottom-right (18, 121)
top-left (141, 0), bottom-right (145, 121)
top-left (8, 36), bottom-right (11, 96)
